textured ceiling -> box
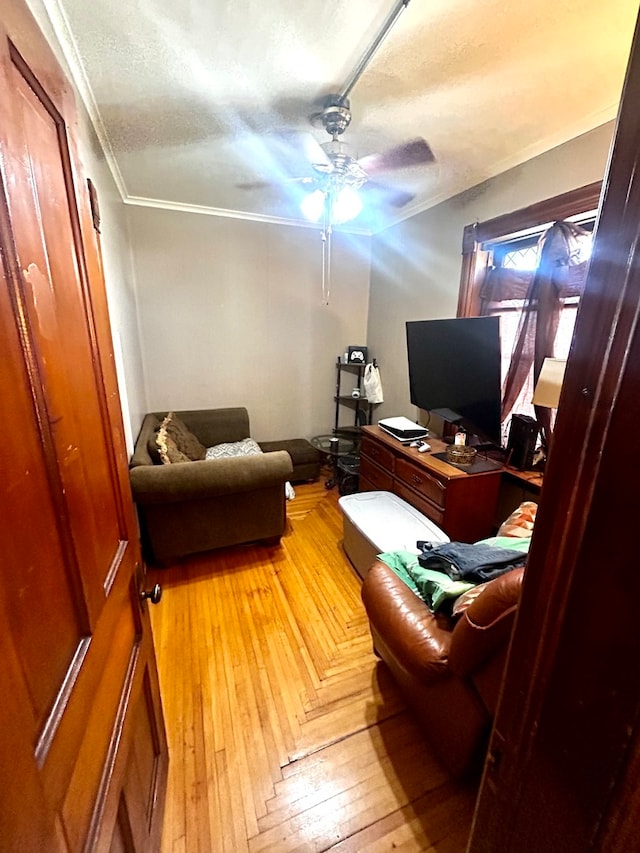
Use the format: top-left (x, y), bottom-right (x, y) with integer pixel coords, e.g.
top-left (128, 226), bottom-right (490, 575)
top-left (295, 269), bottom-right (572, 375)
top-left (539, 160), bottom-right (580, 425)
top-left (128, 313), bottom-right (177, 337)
top-left (37, 0), bottom-right (638, 232)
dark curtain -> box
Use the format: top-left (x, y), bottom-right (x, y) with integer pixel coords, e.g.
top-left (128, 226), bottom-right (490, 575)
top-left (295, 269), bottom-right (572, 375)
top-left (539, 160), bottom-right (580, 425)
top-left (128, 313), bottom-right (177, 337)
top-left (483, 221), bottom-right (591, 448)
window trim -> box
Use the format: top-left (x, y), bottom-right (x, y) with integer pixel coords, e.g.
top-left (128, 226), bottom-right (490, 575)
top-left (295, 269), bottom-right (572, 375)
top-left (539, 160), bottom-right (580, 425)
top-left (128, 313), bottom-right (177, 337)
top-left (457, 181), bottom-right (602, 317)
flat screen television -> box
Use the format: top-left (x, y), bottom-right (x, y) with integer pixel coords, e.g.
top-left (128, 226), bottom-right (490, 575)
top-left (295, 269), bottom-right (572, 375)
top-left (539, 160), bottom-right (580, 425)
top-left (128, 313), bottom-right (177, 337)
top-left (406, 316), bottom-right (502, 446)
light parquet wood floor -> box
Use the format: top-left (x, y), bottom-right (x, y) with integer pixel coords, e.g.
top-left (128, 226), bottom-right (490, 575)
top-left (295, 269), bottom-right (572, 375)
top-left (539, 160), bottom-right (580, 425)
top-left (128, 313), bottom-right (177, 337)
top-left (148, 479), bottom-right (477, 852)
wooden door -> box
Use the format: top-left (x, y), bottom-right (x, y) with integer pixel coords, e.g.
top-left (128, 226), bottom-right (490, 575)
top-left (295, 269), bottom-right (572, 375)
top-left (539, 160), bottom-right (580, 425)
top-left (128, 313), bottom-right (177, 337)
top-left (0, 4), bottom-right (167, 851)
top-left (468, 11), bottom-right (640, 853)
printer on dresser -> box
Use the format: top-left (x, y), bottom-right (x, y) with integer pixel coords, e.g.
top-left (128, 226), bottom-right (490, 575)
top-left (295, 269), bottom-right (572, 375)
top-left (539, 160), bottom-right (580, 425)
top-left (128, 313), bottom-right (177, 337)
top-left (358, 424), bottom-right (502, 543)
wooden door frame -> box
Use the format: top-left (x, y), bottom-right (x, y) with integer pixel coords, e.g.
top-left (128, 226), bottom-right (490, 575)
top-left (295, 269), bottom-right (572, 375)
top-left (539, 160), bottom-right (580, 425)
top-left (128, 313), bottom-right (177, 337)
top-left (469, 11), bottom-right (640, 850)
top-left (0, 3), bottom-right (168, 849)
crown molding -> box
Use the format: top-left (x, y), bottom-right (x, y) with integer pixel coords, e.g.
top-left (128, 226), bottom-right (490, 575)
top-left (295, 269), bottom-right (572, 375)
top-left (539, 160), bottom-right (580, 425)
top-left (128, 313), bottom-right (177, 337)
top-left (40, 0), bottom-right (129, 200)
top-left (123, 195), bottom-right (372, 235)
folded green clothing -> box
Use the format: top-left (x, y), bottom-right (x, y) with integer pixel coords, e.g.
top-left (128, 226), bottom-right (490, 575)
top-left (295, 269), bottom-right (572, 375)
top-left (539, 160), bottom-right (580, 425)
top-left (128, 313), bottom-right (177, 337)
top-left (477, 535), bottom-right (531, 553)
top-left (377, 535), bottom-right (531, 612)
top-left (377, 550), bottom-right (475, 612)
top-left (410, 565), bottom-right (475, 611)
top-left (376, 550), bottom-right (421, 596)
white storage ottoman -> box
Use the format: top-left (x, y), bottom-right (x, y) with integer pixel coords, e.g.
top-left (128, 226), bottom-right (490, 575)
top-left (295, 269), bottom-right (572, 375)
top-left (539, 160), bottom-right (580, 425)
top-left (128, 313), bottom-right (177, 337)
top-left (338, 490), bottom-right (450, 580)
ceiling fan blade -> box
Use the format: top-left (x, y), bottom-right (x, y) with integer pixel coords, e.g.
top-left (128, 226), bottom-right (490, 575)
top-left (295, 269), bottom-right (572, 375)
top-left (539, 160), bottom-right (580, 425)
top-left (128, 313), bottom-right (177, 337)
top-left (357, 138), bottom-right (435, 177)
top-left (294, 131), bottom-right (334, 173)
top-left (236, 176), bottom-right (315, 190)
top-left (269, 130), bottom-right (333, 174)
top-left (361, 180), bottom-right (416, 208)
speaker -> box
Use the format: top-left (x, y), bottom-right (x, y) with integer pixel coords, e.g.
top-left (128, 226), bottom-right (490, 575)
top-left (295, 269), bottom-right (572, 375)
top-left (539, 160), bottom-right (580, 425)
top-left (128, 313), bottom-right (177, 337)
top-left (507, 413), bottom-right (538, 470)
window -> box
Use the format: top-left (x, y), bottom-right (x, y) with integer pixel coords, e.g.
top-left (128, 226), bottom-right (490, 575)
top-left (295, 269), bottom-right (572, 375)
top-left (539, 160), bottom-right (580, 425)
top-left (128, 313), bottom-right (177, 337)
top-left (501, 242), bottom-right (541, 271)
top-left (483, 222), bottom-right (593, 441)
top-left (457, 182), bottom-right (601, 444)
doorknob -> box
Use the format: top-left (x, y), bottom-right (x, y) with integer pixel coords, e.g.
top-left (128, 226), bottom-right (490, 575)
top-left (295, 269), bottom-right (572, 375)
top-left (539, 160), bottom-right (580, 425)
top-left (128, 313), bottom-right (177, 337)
top-left (140, 583), bottom-right (162, 605)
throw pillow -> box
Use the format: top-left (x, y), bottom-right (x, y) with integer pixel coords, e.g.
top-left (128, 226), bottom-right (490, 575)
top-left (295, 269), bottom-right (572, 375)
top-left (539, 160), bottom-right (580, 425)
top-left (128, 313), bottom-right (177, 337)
top-left (203, 439), bottom-right (295, 500)
top-left (497, 501), bottom-right (538, 538)
top-left (163, 412), bottom-right (206, 461)
top-left (452, 582), bottom-right (490, 618)
top-left (157, 416), bottom-right (191, 464)
top-left (147, 434), bottom-right (163, 464)
top-left (205, 438), bottom-right (263, 459)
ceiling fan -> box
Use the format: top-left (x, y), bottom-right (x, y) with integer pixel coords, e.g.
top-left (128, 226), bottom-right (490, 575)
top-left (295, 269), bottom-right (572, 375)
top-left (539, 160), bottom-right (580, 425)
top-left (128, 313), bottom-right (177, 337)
top-left (239, 1), bottom-right (434, 228)
top-left (241, 93), bottom-right (435, 225)
top-left (292, 93), bottom-right (435, 224)
top-left (242, 0), bottom-right (431, 303)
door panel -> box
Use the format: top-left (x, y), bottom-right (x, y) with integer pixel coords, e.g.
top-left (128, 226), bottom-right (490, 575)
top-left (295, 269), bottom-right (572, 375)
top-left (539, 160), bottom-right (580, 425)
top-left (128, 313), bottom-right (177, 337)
top-left (109, 804), bottom-right (136, 853)
top-left (1, 319), bottom-right (85, 734)
top-left (0, 3), bottom-right (167, 850)
top-left (10, 40), bottom-right (125, 615)
top-left (61, 602), bottom-right (137, 852)
top-left (119, 670), bottom-right (167, 851)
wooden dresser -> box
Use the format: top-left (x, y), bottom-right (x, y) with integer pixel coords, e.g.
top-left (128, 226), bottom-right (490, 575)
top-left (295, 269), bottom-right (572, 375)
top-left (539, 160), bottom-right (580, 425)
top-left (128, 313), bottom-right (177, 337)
top-left (359, 425), bottom-right (503, 542)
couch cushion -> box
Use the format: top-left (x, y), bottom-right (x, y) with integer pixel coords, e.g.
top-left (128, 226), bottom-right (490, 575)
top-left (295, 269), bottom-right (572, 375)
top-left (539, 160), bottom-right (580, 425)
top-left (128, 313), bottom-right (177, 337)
top-left (205, 438), bottom-right (263, 460)
top-left (258, 438), bottom-right (321, 482)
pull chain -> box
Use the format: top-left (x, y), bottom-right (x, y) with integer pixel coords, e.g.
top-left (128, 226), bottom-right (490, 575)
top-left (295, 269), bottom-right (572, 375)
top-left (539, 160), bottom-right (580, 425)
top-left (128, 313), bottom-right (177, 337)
top-left (321, 194), bottom-right (332, 305)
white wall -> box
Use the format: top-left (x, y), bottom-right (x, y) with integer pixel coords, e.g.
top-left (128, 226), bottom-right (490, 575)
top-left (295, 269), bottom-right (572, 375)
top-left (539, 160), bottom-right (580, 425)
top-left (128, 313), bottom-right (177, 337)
top-left (367, 122), bottom-right (615, 426)
top-left (127, 206), bottom-right (371, 441)
top-left (77, 123), bottom-right (147, 453)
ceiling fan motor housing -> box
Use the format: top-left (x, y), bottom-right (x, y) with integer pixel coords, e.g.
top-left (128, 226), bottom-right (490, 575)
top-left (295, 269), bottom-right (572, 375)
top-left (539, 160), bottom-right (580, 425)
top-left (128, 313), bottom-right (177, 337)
top-left (321, 95), bottom-right (352, 137)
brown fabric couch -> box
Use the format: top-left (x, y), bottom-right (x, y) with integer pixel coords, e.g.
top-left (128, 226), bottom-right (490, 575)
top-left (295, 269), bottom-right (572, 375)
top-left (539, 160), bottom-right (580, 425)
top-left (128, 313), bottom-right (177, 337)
top-left (130, 408), bottom-right (294, 563)
top-left (361, 559), bottom-right (524, 778)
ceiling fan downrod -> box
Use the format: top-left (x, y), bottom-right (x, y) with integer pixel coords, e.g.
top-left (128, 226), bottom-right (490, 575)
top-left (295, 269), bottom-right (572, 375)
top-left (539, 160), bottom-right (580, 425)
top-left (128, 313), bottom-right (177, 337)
top-left (317, 0), bottom-right (413, 306)
top-left (338, 0), bottom-right (412, 101)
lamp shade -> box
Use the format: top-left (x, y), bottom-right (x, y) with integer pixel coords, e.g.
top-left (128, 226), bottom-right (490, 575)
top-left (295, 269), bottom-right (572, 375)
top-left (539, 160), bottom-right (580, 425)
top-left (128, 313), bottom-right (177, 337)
top-left (532, 358), bottom-right (567, 408)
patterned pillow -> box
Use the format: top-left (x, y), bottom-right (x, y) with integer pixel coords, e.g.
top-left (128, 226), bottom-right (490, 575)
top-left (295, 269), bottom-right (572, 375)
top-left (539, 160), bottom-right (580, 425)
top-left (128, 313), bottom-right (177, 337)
top-left (497, 501), bottom-right (538, 538)
top-left (205, 438), bottom-right (263, 460)
top-left (451, 582), bottom-right (490, 618)
top-left (163, 413), bottom-right (206, 461)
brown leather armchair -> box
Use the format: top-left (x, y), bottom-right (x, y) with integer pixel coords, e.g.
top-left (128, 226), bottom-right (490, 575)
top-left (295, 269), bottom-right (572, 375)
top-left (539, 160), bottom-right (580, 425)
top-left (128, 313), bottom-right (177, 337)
top-left (361, 559), bottom-right (524, 779)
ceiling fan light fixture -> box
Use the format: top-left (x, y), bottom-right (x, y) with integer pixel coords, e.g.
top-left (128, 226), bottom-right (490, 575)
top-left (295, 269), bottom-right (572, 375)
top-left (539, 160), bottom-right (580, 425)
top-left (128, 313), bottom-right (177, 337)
top-left (331, 186), bottom-right (362, 224)
top-left (300, 188), bottom-right (326, 222)
top-left (300, 185), bottom-right (363, 225)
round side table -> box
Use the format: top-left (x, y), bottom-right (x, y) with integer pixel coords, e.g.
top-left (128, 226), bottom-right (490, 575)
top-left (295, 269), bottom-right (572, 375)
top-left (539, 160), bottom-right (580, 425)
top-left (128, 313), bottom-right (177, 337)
top-left (310, 434), bottom-right (357, 489)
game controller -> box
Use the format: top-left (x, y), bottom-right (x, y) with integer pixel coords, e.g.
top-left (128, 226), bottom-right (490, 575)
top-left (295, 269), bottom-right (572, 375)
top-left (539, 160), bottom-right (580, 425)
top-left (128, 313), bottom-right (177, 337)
top-left (418, 442), bottom-right (431, 452)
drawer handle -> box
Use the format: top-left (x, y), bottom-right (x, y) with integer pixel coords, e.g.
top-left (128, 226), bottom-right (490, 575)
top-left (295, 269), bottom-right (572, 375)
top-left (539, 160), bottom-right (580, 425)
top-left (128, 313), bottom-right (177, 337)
top-left (411, 471), bottom-right (445, 492)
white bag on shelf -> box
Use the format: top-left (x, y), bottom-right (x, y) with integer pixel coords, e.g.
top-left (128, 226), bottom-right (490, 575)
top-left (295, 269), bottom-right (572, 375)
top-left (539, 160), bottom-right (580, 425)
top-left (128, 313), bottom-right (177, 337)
top-left (363, 363), bottom-right (383, 403)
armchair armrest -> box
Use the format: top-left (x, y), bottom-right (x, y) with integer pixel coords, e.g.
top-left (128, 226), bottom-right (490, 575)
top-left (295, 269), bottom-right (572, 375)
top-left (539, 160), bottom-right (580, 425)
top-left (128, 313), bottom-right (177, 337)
top-left (449, 568), bottom-right (524, 678)
top-left (361, 560), bottom-right (452, 683)
top-left (130, 450), bottom-right (293, 504)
